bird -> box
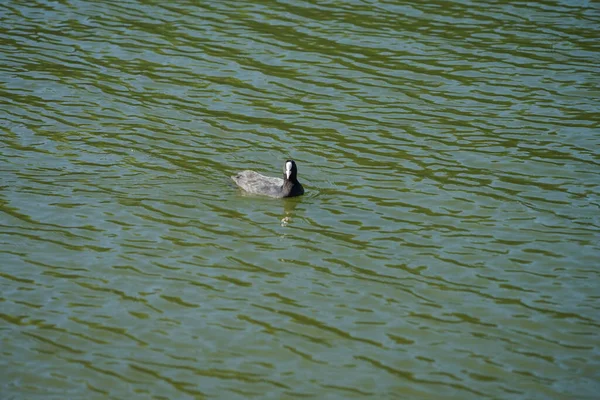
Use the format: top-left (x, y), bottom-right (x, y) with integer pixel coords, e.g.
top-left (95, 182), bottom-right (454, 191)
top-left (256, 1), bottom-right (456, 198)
top-left (231, 160), bottom-right (304, 198)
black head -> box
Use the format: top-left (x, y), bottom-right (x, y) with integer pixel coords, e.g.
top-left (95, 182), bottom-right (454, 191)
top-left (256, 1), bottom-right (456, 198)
top-left (283, 160), bottom-right (298, 182)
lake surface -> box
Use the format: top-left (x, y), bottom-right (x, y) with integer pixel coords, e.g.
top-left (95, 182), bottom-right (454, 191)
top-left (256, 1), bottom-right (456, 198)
top-left (1, 0), bottom-right (599, 398)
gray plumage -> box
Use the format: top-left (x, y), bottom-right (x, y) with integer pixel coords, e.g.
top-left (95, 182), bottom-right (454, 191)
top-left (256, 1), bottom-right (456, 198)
top-left (232, 160), bottom-right (304, 198)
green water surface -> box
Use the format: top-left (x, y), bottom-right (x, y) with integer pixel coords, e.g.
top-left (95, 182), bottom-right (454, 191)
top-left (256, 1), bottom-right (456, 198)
top-left (1, 0), bottom-right (599, 399)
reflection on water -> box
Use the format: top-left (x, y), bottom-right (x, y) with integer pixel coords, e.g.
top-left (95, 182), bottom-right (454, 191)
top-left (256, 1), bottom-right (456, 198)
top-left (1, 0), bottom-right (599, 398)
top-left (281, 197), bottom-right (300, 227)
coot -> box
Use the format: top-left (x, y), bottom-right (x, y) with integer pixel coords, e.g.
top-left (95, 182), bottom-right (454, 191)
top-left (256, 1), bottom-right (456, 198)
top-left (232, 160), bottom-right (304, 198)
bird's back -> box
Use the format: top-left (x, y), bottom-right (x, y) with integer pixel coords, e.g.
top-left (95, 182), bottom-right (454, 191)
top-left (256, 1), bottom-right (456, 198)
top-left (232, 170), bottom-right (285, 197)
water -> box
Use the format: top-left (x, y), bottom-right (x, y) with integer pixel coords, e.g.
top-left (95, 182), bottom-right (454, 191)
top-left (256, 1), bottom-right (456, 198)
top-left (1, 0), bottom-right (599, 398)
